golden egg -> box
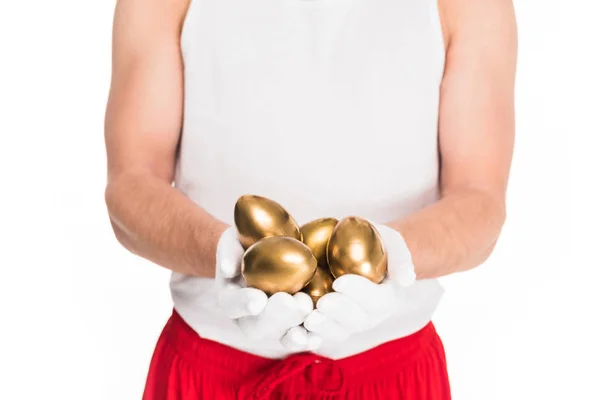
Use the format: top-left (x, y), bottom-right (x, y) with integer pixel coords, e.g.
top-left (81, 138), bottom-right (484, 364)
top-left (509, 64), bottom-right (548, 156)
top-left (234, 194), bottom-right (302, 250)
top-left (302, 266), bottom-right (334, 305)
top-left (327, 216), bottom-right (387, 284)
top-left (300, 218), bottom-right (338, 269)
top-left (242, 236), bottom-right (318, 296)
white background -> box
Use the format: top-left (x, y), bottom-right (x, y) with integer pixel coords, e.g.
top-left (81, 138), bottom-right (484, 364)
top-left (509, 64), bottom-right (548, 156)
top-left (1, 1), bottom-right (599, 399)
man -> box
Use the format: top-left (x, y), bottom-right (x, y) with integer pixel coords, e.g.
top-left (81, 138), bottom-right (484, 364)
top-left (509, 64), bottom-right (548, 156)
top-left (104, 0), bottom-right (516, 398)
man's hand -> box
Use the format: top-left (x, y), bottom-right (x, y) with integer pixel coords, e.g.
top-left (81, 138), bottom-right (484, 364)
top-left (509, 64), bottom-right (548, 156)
top-left (215, 227), bottom-right (323, 351)
top-left (304, 224), bottom-right (415, 341)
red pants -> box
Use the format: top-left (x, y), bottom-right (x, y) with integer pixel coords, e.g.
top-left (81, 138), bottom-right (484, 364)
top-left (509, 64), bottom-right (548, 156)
top-left (143, 311), bottom-right (451, 399)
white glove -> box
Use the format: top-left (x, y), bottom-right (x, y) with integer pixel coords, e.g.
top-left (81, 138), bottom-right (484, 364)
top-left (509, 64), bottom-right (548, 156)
top-left (215, 227), bottom-right (322, 351)
top-left (304, 223), bottom-right (416, 341)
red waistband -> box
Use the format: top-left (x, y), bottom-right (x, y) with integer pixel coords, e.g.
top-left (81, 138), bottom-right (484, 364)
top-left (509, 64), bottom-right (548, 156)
top-left (162, 310), bottom-right (439, 399)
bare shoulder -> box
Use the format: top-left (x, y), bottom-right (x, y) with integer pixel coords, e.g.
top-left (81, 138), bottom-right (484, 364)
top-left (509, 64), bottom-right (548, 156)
top-left (439, 0), bottom-right (517, 51)
top-left (437, 0), bottom-right (518, 92)
top-left (112, 0), bottom-right (191, 37)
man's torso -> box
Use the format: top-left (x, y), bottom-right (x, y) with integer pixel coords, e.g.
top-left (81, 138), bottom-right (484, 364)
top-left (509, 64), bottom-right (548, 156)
top-left (171, 0), bottom-right (446, 358)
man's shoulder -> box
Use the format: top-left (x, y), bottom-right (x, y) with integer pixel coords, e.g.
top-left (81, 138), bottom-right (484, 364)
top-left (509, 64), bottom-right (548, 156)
top-left (439, 0), bottom-right (516, 41)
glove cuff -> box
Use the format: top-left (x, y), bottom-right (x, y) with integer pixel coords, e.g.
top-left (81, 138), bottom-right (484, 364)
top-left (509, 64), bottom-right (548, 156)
top-left (216, 226), bottom-right (238, 252)
top-left (370, 222), bottom-right (417, 287)
top-left (215, 226), bottom-right (244, 279)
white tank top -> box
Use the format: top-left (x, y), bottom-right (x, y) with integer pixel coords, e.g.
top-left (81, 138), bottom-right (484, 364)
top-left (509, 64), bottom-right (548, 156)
top-left (171, 0), bottom-right (446, 359)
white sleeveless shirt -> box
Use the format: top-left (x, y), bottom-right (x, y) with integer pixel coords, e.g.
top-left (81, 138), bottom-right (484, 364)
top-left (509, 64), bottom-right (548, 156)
top-left (171, 0), bottom-right (446, 359)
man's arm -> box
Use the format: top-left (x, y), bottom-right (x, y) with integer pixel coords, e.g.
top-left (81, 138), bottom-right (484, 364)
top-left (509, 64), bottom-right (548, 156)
top-left (388, 0), bottom-right (517, 279)
top-left (104, 0), bottom-right (227, 277)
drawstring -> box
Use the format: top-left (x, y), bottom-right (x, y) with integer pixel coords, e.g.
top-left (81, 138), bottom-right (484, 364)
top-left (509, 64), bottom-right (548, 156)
top-left (238, 353), bottom-right (345, 400)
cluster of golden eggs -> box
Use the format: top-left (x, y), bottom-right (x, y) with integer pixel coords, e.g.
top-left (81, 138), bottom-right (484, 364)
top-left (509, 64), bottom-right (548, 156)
top-left (234, 195), bottom-right (388, 305)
